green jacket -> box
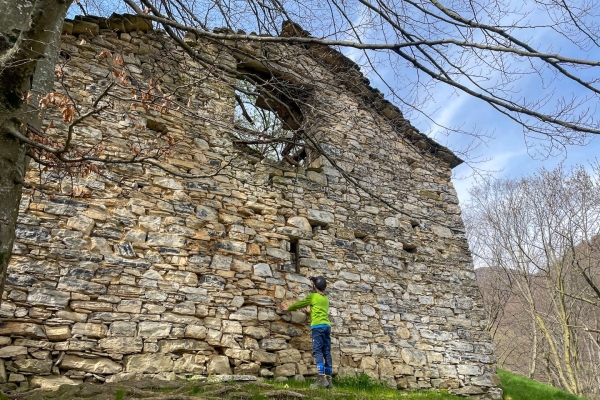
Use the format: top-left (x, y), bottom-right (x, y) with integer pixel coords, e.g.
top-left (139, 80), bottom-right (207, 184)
top-left (287, 292), bottom-right (330, 327)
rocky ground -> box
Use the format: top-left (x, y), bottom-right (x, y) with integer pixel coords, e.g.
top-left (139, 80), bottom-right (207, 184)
top-left (0, 376), bottom-right (463, 400)
top-left (3, 378), bottom-right (305, 400)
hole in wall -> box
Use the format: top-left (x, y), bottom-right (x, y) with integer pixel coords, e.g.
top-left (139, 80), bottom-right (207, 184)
top-left (290, 239), bottom-right (300, 274)
top-left (402, 242), bottom-right (418, 253)
top-left (232, 71), bottom-right (313, 166)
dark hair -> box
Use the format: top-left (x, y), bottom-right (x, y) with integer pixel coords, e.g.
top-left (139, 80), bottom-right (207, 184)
top-left (310, 276), bottom-right (327, 291)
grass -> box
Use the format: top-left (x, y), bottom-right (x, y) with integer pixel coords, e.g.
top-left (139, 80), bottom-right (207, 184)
top-left (262, 374), bottom-right (461, 400)
top-left (9, 368), bottom-right (590, 400)
top-left (114, 389), bottom-right (125, 400)
top-left (146, 373), bottom-right (463, 400)
top-left (499, 369), bottom-right (589, 400)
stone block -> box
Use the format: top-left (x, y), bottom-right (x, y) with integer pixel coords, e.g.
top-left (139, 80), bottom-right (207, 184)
top-left (230, 306), bottom-right (258, 321)
top-left (72, 20), bottom-right (99, 35)
top-left (277, 349), bottom-right (302, 363)
top-left (165, 271), bottom-right (198, 285)
top-left (401, 348), bottom-right (427, 366)
top-left (276, 227), bottom-right (313, 240)
top-left (234, 363), bottom-right (261, 375)
top-left (109, 321), bottom-right (137, 336)
top-left (72, 323), bottom-right (108, 339)
top-left (457, 364), bottom-right (482, 376)
top-left (258, 308), bottom-right (278, 321)
top-left (0, 322), bottom-right (46, 339)
top-left (161, 312), bottom-right (200, 324)
top-left (260, 338), bottom-right (288, 351)
top-left (8, 373), bottom-right (24, 383)
top-left (196, 205), bottom-right (218, 221)
top-left (339, 337), bottom-right (370, 354)
top-left (224, 349), bottom-right (252, 361)
top-left (174, 354), bottom-right (207, 374)
top-left (115, 242), bottom-right (136, 258)
top-left (266, 247), bottom-right (290, 260)
top-left (274, 363), bottom-right (296, 377)
top-left (26, 289), bottom-right (70, 308)
top-left (99, 337), bottom-right (143, 353)
top-left (253, 263), bottom-right (272, 277)
top-left (287, 216), bottom-right (312, 231)
top-left (244, 326), bottom-right (270, 340)
top-left (138, 322), bottom-right (172, 338)
top-left (15, 225), bottom-right (50, 242)
top-left (207, 355), bottom-right (232, 375)
top-left (438, 364), bottom-right (458, 378)
top-left (154, 177), bottom-right (183, 190)
top-left (116, 300), bottom-right (142, 314)
top-left (67, 215), bottom-right (95, 236)
top-left (158, 339), bottom-right (211, 353)
top-left (184, 325), bottom-right (207, 339)
top-left (0, 346), bottom-right (27, 358)
top-left (30, 376), bottom-right (77, 391)
top-left (172, 301), bottom-right (196, 315)
top-left (251, 350), bottom-right (277, 364)
top-left (271, 322), bottom-right (303, 337)
top-left (432, 225), bottom-right (453, 238)
top-left (139, 216), bottom-right (161, 231)
top-left (60, 355), bottom-right (122, 374)
top-left (223, 320), bottom-right (243, 335)
top-left (14, 359), bottom-right (52, 375)
top-left (44, 326), bottom-right (72, 341)
top-left (124, 354), bottom-right (174, 373)
top-left (307, 209), bottom-right (334, 226)
top-left (298, 258), bottom-right (328, 270)
top-left (147, 232), bottom-right (186, 248)
top-left (57, 277), bottom-right (107, 295)
top-left (210, 254), bottom-right (233, 270)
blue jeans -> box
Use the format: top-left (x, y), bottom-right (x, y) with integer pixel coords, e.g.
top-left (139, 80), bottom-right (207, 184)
top-left (311, 325), bottom-right (332, 374)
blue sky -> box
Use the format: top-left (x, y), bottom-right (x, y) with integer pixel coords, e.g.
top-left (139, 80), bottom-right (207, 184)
top-left (434, 91), bottom-right (599, 205)
top-left (338, 1), bottom-right (600, 206)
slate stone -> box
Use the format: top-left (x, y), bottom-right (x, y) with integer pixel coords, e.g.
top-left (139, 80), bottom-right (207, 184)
top-left (57, 277), bottom-right (107, 295)
top-left (60, 355), bottom-right (122, 374)
top-left (27, 289), bottom-right (70, 308)
top-left (15, 226), bottom-right (50, 242)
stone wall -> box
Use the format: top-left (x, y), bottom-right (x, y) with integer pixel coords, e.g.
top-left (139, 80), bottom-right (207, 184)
top-left (0, 15), bottom-right (501, 398)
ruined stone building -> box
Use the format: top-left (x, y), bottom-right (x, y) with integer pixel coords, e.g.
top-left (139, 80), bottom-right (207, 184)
top-left (0, 14), bottom-right (501, 398)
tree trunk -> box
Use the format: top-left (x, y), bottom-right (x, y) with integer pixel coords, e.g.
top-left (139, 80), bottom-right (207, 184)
top-left (529, 317), bottom-right (537, 379)
top-left (0, 0), bottom-right (71, 301)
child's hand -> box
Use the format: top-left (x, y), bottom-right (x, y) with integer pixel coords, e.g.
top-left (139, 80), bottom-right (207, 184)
top-left (280, 303), bottom-right (288, 311)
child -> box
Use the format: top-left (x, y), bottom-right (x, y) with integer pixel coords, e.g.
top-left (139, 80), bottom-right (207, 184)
top-left (281, 276), bottom-right (333, 389)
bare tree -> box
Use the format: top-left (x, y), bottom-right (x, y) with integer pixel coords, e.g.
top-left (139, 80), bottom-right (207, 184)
top-left (1, 0), bottom-right (73, 298)
top-left (465, 164), bottom-right (600, 398)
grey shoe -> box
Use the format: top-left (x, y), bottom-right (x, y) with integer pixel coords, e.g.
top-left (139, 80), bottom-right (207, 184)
top-left (325, 375), bottom-right (334, 389)
top-left (310, 374), bottom-right (329, 389)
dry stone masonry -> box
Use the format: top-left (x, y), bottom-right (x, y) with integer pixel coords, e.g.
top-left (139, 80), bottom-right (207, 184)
top-left (0, 14), bottom-right (501, 399)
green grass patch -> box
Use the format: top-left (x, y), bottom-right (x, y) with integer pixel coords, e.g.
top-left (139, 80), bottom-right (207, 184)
top-left (499, 369), bottom-right (588, 400)
top-left (267, 374), bottom-right (460, 400)
top-left (114, 389), bottom-right (125, 400)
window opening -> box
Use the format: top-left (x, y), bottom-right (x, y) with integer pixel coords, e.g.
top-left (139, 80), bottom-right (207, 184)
top-left (290, 239), bottom-right (300, 274)
top-left (233, 76), bottom-right (310, 166)
top-left (280, 238), bottom-right (301, 273)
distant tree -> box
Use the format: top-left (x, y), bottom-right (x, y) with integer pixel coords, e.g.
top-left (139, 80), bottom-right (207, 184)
top-left (465, 164), bottom-right (600, 398)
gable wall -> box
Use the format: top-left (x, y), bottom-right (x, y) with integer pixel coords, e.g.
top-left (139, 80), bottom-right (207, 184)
top-left (0, 20), bottom-right (500, 399)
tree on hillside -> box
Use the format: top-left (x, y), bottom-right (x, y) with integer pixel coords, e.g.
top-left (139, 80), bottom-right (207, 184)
top-left (465, 165), bottom-right (600, 398)
top-left (2, 0), bottom-right (600, 303)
